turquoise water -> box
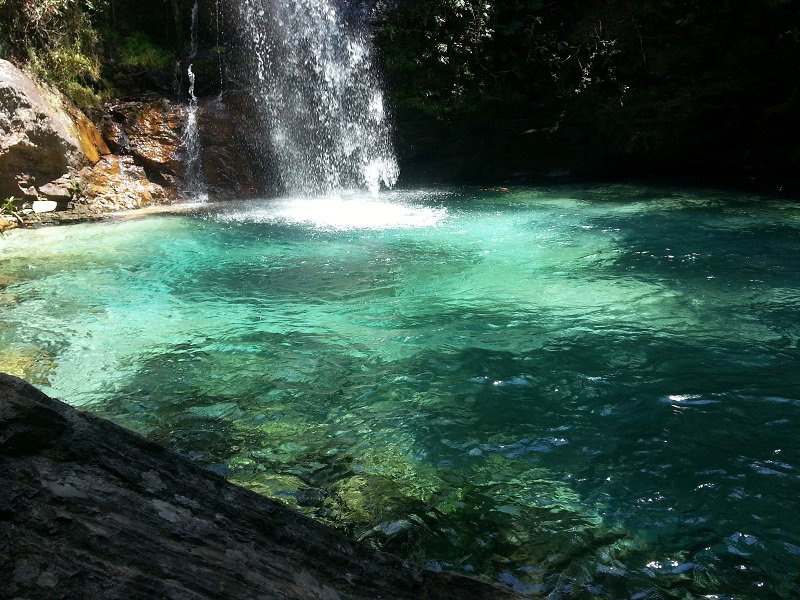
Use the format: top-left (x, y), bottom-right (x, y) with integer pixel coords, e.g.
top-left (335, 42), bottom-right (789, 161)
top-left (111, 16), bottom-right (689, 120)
top-left (1, 186), bottom-right (800, 598)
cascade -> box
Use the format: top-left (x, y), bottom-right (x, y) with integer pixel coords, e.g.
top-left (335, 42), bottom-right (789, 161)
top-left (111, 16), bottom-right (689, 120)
top-left (181, 0), bottom-right (208, 202)
top-left (215, 0), bottom-right (225, 98)
top-left (235, 0), bottom-right (399, 196)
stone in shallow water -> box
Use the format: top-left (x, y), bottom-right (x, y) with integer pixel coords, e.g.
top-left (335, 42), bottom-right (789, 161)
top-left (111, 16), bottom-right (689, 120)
top-left (0, 348), bottom-right (55, 385)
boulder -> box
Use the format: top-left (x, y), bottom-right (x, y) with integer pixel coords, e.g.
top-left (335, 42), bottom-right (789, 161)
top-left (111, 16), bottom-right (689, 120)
top-left (80, 155), bottom-right (167, 211)
top-left (0, 59), bottom-right (106, 199)
top-left (31, 200), bottom-right (58, 213)
top-left (0, 373), bottom-right (524, 600)
top-left (102, 99), bottom-right (185, 176)
top-left (37, 177), bottom-right (73, 203)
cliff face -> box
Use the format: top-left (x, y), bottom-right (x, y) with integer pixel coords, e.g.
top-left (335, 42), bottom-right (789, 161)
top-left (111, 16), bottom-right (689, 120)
top-left (0, 373), bottom-right (523, 600)
top-left (0, 58), bottom-right (264, 230)
top-left (0, 60), bottom-right (103, 200)
top-left (4, 0), bottom-right (798, 219)
top-left (0, 59), bottom-right (172, 228)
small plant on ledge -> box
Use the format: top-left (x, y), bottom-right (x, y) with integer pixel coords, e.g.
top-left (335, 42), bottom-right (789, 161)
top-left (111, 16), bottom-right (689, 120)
top-left (0, 197), bottom-right (22, 233)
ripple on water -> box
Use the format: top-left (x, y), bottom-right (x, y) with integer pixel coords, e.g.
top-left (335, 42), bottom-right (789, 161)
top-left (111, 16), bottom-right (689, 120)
top-left (1, 186), bottom-right (800, 597)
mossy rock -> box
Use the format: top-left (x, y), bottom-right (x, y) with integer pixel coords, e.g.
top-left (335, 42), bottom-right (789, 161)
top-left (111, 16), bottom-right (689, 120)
top-left (0, 273), bottom-right (20, 289)
top-left (0, 346), bottom-right (56, 385)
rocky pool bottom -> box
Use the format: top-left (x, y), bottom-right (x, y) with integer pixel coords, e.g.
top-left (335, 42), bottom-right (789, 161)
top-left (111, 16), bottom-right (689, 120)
top-left (1, 185), bottom-right (799, 598)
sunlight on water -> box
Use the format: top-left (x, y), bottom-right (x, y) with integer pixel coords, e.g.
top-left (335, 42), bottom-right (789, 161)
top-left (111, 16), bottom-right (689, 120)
top-left (1, 185), bottom-right (800, 598)
top-left (212, 191), bottom-right (448, 230)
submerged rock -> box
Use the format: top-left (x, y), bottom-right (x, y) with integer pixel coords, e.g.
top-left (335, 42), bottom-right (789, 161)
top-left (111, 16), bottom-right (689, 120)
top-left (0, 350), bottom-right (55, 385)
top-left (0, 373), bottom-right (524, 600)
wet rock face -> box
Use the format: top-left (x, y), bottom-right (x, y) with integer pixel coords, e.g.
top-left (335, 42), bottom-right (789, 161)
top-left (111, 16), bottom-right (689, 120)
top-left (198, 96), bottom-right (260, 199)
top-left (105, 99), bottom-right (186, 176)
top-left (0, 373), bottom-right (523, 600)
top-left (0, 59), bottom-right (87, 198)
top-left (100, 97), bottom-right (262, 201)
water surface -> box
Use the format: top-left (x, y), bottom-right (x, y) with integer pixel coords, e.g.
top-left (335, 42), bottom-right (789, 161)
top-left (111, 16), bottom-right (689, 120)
top-left (1, 186), bottom-right (799, 598)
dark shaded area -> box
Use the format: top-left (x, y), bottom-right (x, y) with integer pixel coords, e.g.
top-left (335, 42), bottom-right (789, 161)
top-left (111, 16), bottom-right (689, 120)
top-left (376, 1), bottom-right (800, 192)
top-left (4, 0), bottom-right (797, 193)
top-left (0, 372), bottom-right (524, 600)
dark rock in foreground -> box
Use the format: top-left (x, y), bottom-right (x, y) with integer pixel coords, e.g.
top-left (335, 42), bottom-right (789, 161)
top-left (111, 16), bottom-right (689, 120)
top-left (0, 374), bottom-right (524, 600)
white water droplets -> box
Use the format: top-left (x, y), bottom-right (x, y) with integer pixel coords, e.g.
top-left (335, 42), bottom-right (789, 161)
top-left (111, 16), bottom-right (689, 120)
top-left (181, 0), bottom-right (208, 203)
top-left (235, 0), bottom-right (399, 196)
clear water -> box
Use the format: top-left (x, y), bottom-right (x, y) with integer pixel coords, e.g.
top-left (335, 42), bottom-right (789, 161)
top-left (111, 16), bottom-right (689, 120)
top-left (234, 0), bottom-right (399, 195)
top-left (1, 185), bottom-right (800, 598)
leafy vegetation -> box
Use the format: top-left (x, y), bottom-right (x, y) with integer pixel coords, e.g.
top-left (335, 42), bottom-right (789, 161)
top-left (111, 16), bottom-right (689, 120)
top-left (117, 31), bottom-right (176, 71)
top-left (377, 0), bottom-right (799, 121)
top-left (376, 1), bottom-right (624, 116)
top-left (0, 196), bottom-right (23, 228)
top-left (0, 0), bottom-right (190, 109)
top-left (0, 0), bottom-right (107, 109)
top-left (1, 196), bottom-right (16, 214)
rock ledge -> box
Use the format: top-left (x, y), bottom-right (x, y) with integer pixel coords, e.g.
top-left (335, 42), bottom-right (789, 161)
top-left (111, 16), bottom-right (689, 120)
top-left (0, 373), bottom-right (523, 600)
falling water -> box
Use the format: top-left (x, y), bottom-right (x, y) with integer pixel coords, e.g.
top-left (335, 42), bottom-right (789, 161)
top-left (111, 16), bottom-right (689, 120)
top-left (181, 0), bottom-right (208, 202)
top-left (235, 0), bottom-right (399, 196)
top-left (215, 0), bottom-right (225, 98)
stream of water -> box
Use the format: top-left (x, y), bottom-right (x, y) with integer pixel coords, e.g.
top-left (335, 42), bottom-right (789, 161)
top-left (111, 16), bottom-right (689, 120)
top-left (235, 0), bottom-right (398, 196)
top-left (181, 0), bottom-right (208, 202)
top-left (1, 185), bottom-right (799, 598)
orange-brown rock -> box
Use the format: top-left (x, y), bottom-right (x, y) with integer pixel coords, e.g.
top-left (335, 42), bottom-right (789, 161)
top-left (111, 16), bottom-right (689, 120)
top-left (69, 109), bottom-right (111, 165)
top-left (102, 99), bottom-right (185, 176)
top-left (80, 155), bottom-right (167, 211)
top-left (0, 215), bottom-right (17, 231)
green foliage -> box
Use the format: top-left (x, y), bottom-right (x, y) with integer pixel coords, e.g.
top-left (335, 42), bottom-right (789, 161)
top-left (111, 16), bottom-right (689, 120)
top-left (66, 178), bottom-right (83, 199)
top-left (377, 0), bottom-right (800, 120)
top-left (376, 0), bottom-right (621, 117)
top-left (0, 197), bottom-right (17, 215)
top-left (378, 0), bottom-right (496, 116)
top-left (118, 31), bottom-right (175, 71)
top-left (0, 0), bottom-right (107, 109)
top-left (0, 196), bottom-right (22, 230)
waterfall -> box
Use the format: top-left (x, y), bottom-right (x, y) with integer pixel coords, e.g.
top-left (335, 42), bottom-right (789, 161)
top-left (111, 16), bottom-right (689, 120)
top-left (190, 0), bottom-right (200, 59)
top-left (215, 0), bottom-right (225, 98)
top-left (182, 0), bottom-right (208, 202)
top-left (235, 0), bottom-right (399, 197)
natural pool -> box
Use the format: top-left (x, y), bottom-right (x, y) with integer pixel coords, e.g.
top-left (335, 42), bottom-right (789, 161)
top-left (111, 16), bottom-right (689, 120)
top-left (1, 185), bottom-right (799, 598)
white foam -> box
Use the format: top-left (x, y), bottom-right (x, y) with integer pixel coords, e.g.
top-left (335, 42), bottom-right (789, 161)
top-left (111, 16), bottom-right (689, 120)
top-left (214, 195), bottom-right (448, 231)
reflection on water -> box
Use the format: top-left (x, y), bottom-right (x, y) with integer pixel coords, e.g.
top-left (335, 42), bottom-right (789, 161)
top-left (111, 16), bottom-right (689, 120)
top-left (1, 185), bottom-right (800, 597)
